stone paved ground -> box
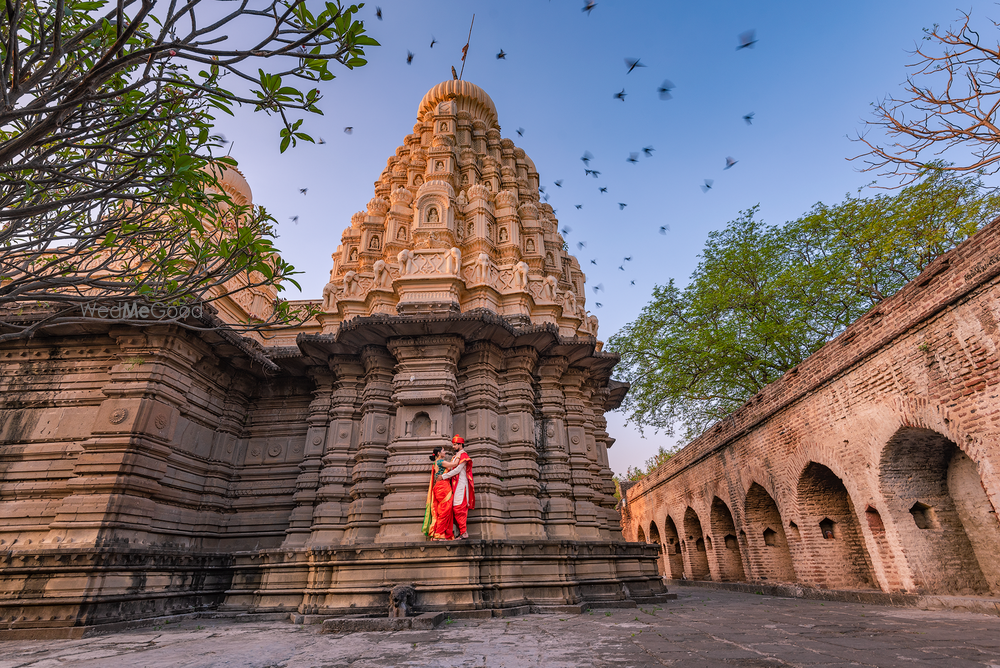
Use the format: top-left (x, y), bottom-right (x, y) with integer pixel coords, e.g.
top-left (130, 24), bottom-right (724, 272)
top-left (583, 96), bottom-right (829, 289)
top-left (5, 590), bottom-right (1000, 668)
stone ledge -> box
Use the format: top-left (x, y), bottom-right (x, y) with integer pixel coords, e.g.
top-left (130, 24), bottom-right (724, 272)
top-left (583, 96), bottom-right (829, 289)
top-left (666, 579), bottom-right (1000, 616)
top-left (320, 611), bottom-right (446, 633)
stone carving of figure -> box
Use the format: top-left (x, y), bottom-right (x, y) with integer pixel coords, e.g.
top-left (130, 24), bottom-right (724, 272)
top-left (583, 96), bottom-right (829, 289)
top-left (461, 173), bottom-right (469, 185)
top-left (474, 252), bottom-right (491, 283)
top-left (397, 226), bottom-right (407, 240)
top-left (373, 259), bottom-right (392, 289)
top-left (349, 248), bottom-right (358, 262)
top-left (369, 235), bottom-right (381, 250)
top-left (514, 261), bottom-right (529, 291)
top-left (563, 290), bottom-right (577, 316)
top-left (485, 181), bottom-right (492, 192)
top-left (588, 315), bottom-right (599, 336)
top-left (543, 275), bottom-right (558, 301)
top-left (439, 122), bottom-right (448, 132)
top-left (427, 207), bottom-right (439, 223)
top-left (322, 280), bottom-right (339, 311)
top-left (397, 248), bottom-right (415, 275)
top-left (343, 270), bottom-right (359, 296)
top-left (445, 247), bottom-right (462, 275)
top-left (526, 238), bottom-right (536, 253)
top-left (498, 226), bottom-right (508, 243)
top-left (435, 160), bottom-right (444, 172)
top-left (486, 223), bottom-right (493, 241)
top-left (414, 175), bottom-right (424, 187)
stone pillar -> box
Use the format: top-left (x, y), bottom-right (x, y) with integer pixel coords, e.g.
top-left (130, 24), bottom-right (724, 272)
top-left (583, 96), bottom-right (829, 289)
top-left (376, 336), bottom-right (463, 543)
top-left (337, 352), bottom-right (381, 544)
top-left (283, 370), bottom-right (334, 547)
top-left (498, 346), bottom-right (544, 539)
top-left (457, 341), bottom-right (505, 540)
top-left (590, 392), bottom-right (622, 540)
top-left (535, 355), bottom-right (576, 539)
top-left (563, 369), bottom-right (601, 540)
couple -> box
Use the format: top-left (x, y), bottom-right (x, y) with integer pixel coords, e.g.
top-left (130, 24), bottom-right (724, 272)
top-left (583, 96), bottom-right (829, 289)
top-left (423, 434), bottom-right (475, 541)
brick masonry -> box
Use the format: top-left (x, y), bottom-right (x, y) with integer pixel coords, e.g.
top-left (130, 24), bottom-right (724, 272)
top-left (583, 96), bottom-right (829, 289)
top-left (623, 215), bottom-right (1000, 597)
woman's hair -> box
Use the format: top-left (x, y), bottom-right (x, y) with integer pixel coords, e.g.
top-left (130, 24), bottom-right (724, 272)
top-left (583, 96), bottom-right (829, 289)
top-left (429, 446), bottom-right (443, 461)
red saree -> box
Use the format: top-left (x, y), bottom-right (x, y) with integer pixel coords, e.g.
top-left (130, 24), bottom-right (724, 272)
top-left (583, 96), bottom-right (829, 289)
top-left (422, 461), bottom-right (454, 540)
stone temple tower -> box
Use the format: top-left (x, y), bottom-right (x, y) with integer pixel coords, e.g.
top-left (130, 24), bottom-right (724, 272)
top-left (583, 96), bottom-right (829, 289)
top-left (0, 81), bottom-right (665, 635)
top-left (222, 80), bottom-right (667, 614)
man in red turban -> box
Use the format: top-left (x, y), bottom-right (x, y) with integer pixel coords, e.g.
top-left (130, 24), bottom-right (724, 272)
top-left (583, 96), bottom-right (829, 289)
top-left (442, 434), bottom-right (474, 539)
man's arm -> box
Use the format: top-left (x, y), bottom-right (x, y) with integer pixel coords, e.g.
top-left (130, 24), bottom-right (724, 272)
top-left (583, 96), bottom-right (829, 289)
top-left (441, 459), bottom-right (465, 479)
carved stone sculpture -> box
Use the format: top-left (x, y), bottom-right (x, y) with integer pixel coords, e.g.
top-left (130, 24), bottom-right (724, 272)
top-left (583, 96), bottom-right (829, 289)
top-left (474, 252), bottom-right (491, 283)
top-left (563, 290), bottom-right (577, 316)
top-left (543, 275), bottom-right (558, 301)
top-left (373, 259), bottom-right (392, 289)
top-left (388, 583), bottom-right (417, 618)
top-left (398, 249), bottom-right (415, 275)
top-left (514, 261), bottom-right (530, 291)
top-left (343, 270), bottom-right (360, 297)
top-left (322, 281), bottom-right (339, 312)
top-left (445, 247), bottom-right (462, 275)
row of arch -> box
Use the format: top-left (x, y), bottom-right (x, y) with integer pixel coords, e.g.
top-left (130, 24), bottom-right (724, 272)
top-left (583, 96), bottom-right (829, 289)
top-left (636, 427), bottom-right (1000, 596)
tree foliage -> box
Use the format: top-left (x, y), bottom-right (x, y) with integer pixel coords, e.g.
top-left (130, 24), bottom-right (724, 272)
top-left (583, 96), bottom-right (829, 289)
top-left (607, 170), bottom-right (1000, 439)
top-left (0, 0), bottom-right (377, 342)
top-left (858, 10), bottom-right (1000, 183)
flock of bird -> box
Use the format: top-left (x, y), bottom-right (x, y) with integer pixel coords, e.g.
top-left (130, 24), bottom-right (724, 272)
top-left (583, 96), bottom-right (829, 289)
top-left (286, 3), bottom-right (759, 311)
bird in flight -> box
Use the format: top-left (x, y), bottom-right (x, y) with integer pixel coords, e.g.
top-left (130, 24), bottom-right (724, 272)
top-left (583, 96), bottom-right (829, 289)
top-left (577, 241), bottom-right (587, 249)
top-left (643, 146), bottom-right (654, 157)
top-left (725, 157), bottom-right (738, 169)
top-left (539, 185), bottom-right (546, 194)
top-left (595, 302), bottom-right (603, 308)
top-left (581, 151), bottom-right (594, 165)
top-left (593, 284), bottom-right (604, 293)
top-left (299, 188), bottom-right (308, 195)
top-left (701, 179), bottom-right (714, 192)
top-left (585, 169), bottom-right (601, 178)
top-left (737, 29), bottom-right (757, 50)
top-left (406, 51), bottom-right (414, 64)
top-left (575, 204), bottom-right (583, 209)
top-left (318, 137), bottom-right (326, 144)
top-left (618, 202), bottom-right (627, 210)
top-left (630, 280), bottom-right (635, 286)
top-left (624, 256), bottom-right (632, 262)
top-left (599, 186), bottom-right (608, 193)
top-left (290, 215), bottom-right (299, 224)
top-left (657, 80), bottom-right (675, 100)
top-left (624, 58), bottom-right (646, 74)
top-left (517, 128), bottom-right (525, 137)
top-left (627, 152), bottom-right (639, 164)
top-left (496, 48), bottom-right (507, 60)
top-left (659, 225), bottom-right (670, 234)
top-left (582, 0), bottom-right (597, 14)
top-left (375, 6), bottom-right (382, 20)
top-left (554, 180), bottom-right (563, 187)
top-left (430, 37), bottom-right (437, 48)
top-left (561, 226), bottom-right (572, 235)
top-left (614, 88), bottom-right (627, 101)
top-left (590, 259), bottom-right (598, 265)
top-left (743, 112), bottom-right (755, 125)
top-left (343, 127), bottom-right (353, 134)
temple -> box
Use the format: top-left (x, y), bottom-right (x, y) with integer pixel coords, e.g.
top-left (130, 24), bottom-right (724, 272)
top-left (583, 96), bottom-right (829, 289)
top-left (0, 80), bottom-right (666, 638)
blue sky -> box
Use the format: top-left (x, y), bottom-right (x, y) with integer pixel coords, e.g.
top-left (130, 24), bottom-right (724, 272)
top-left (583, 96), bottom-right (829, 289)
top-left (215, 0), bottom-right (999, 476)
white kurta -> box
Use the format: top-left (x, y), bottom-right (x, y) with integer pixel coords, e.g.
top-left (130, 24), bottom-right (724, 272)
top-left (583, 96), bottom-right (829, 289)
top-left (441, 458), bottom-right (469, 505)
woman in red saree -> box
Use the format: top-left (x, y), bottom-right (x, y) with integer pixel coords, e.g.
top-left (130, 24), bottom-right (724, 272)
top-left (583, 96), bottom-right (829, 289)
top-left (422, 447), bottom-right (454, 540)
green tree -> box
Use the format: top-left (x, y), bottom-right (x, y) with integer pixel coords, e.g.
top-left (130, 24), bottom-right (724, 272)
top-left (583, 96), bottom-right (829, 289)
top-left (0, 0), bottom-right (377, 342)
top-left (607, 170), bottom-right (1000, 439)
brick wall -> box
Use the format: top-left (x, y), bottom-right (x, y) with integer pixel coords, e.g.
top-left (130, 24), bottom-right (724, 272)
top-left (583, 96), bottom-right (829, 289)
top-left (624, 216), bottom-right (1000, 595)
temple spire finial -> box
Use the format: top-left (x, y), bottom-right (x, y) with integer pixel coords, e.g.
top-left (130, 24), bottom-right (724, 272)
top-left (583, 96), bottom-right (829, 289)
top-left (458, 14), bottom-right (475, 80)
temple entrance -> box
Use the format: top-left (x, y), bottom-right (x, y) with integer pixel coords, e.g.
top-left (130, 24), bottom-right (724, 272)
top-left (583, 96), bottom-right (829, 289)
top-left (710, 497), bottom-right (746, 581)
top-left (879, 427), bottom-right (1000, 595)
top-left (683, 507), bottom-right (711, 580)
top-left (743, 483), bottom-right (796, 582)
top-left (797, 463), bottom-right (876, 589)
